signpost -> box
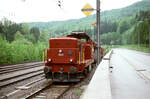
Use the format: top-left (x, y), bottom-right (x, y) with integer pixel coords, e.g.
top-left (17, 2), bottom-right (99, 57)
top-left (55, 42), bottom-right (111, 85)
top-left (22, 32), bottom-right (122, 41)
top-left (96, 0), bottom-right (101, 64)
top-left (81, 3), bottom-right (94, 16)
top-left (81, 0), bottom-right (101, 64)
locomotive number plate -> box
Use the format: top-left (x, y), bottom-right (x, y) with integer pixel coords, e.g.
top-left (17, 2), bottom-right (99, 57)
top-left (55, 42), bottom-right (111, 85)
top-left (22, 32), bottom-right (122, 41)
top-left (58, 53), bottom-right (64, 56)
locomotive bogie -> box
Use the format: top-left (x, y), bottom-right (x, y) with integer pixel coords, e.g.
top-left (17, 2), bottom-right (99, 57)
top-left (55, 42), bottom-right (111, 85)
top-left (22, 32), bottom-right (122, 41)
top-left (45, 72), bottom-right (84, 82)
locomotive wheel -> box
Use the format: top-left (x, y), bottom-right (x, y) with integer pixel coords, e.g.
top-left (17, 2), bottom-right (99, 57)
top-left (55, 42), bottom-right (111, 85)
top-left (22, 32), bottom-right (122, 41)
top-left (45, 73), bottom-right (49, 79)
top-left (84, 69), bottom-right (88, 75)
top-left (91, 63), bottom-right (95, 68)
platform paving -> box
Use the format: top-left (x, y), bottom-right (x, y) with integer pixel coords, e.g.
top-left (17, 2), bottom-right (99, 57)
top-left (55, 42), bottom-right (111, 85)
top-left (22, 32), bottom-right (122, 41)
top-left (81, 50), bottom-right (112, 99)
top-left (110, 49), bottom-right (150, 99)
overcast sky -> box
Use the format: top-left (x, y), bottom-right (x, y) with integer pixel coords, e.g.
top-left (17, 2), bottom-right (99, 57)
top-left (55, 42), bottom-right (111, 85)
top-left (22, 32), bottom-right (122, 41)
top-left (0, 0), bottom-right (141, 23)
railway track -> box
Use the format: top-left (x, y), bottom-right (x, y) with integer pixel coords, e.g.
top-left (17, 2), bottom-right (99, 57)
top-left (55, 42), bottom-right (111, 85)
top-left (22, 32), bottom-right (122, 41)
top-left (0, 62), bottom-right (44, 87)
top-left (23, 65), bottom-right (97, 99)
top-left (26, 83), bottom-right (75, 99)
top-left (1, 76), bottom-right (74, 99)
top-left (0, 77), bottom-right (52, 99)
top-left (26, 64), bottom-right (97, 99)
top-left (0, 62), bottom-right (97, 99)
top-left (0, 62), bottom-right (43, 74)
top-left (0, 69), bottom-right (44, 87)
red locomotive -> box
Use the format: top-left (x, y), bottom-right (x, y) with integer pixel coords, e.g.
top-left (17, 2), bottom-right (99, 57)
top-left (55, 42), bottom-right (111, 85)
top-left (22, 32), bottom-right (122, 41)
top-left (43, 31), bottom-right (104, 82)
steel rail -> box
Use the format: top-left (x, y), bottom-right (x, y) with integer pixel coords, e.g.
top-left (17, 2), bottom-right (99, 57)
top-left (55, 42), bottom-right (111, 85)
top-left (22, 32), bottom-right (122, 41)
top-left (56, 84), bottom-right (74, 99)
top-left (0, 78), bottom-right (51, 99)
top-left (0, 63), bottom-right (43, 74)
top-left (0, 70), bottom-right (44, 87)
top-left (0, 62), bottom-right (42, 68)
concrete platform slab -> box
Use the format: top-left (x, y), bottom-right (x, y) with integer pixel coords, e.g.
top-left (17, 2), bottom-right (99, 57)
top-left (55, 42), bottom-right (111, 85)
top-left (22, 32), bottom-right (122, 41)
top-left (81, 50), bottom-right (112, 99)
top-left (110, 49), bottom-right (150, 99)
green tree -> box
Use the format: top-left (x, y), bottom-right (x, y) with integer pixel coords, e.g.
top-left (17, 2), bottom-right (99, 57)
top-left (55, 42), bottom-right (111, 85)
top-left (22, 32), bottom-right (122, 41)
top-left (117, 19), bottom-right (131, 34)
top-left (30, 27), bottom-right (40, 43)
top-left (1, 18), bottom-right (22, 42)
top-left (14, 31), bottom-right (24, 41)
top-left (26, 34), bottom-right (36, 43)
top-left (0, 22), bottom-right (3, 35)
top-left (21, 23), bottom-right (30, 35)
top-left (39, 29), bottom-right (49, 43)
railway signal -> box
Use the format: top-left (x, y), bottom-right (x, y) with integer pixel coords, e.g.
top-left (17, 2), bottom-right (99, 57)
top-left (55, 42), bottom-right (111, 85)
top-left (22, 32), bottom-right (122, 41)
top-left (91, 22), bottom-right (96, 41)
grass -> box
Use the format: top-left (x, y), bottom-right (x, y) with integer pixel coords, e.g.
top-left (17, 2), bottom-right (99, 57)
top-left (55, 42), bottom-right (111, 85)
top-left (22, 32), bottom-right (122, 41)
top-left (119, 45), bottom-right (150, 53)
top-left (76, 89), bottom-right (82, 96)
top-left (102, 44), bottom-right (150, 53)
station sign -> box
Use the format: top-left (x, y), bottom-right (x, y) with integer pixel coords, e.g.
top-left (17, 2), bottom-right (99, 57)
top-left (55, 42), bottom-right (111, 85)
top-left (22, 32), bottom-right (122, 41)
top-left (81, 3), bottom-right (94, 16)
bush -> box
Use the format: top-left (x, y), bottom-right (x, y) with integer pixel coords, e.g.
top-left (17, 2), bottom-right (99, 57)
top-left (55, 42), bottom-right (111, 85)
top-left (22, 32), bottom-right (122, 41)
top-left (0, 37), bottom-right (47, 65)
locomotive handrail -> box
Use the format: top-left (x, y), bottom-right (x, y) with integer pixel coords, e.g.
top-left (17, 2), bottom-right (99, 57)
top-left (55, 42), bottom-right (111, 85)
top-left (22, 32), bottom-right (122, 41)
top-left (83, 51), bottom-right (85, 64)
top-left (43, 48), bottom-right (45, 65)
top-left (79, 51), bottom-right (81, 64)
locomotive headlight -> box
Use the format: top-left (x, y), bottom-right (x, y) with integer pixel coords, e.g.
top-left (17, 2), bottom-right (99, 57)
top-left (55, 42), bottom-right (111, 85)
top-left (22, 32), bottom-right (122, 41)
top-left (48, 59), bottom-right (52, 62)
top-left (59, 49), bottom-right (62, 53)
top-left (70, 58), bottom-right (73, 62)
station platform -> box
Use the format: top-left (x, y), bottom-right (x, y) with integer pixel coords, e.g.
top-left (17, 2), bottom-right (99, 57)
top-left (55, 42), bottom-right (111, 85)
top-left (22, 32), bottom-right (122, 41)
top-left (81, 49), bottom-right (150, 99)
top-left (110, 49), bottom-right (150, 99)
top-left (81, 50), bottom-right (112, 99)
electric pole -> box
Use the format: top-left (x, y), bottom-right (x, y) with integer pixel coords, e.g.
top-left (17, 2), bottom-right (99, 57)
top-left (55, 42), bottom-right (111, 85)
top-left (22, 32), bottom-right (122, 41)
top-left (96, 0), bottom-right (101, 64)
top-left (81, 0), bottom-right (101, 64)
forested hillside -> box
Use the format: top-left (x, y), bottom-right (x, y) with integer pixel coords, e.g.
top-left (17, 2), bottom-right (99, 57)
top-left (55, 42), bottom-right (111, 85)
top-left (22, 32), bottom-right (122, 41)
top-left (28, 0), bottom-right (150, 39)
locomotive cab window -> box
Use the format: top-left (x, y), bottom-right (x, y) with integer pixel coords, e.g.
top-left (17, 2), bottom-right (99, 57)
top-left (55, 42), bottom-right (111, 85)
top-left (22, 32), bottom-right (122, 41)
top-left (80, 38), bottom-right (88, 42)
